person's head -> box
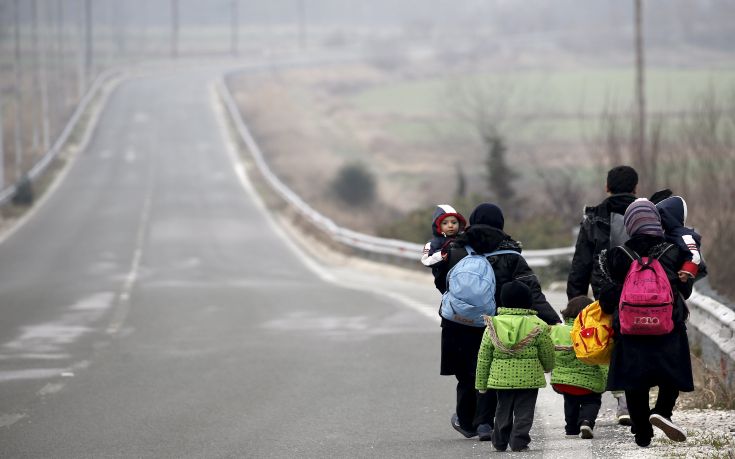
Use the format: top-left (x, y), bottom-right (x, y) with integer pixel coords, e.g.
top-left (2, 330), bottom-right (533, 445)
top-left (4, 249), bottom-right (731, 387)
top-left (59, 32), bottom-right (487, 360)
top-left (440, 215), bottom-right (460, 237)
top-left (468, 203), bottom-right (504, 230)
top-left (432, 205), bottom-right (466, 237)
top-left (624, 198), bottom-right (664, 238)
top-left (656, 195), bottom-right (687, 231)
top-left (606, 165), bottom-right (638, 195)
top-left (500, 280), bottom-right (532, 309)
top-left (560, 295), bottom-right (594, 321)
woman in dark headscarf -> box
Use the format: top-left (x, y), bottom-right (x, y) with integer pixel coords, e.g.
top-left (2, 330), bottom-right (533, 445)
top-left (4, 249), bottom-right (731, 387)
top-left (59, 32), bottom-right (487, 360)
top-left (438, 203), bottom-right (560, 441)
top-left (598, 198), bottom-right (694, 448)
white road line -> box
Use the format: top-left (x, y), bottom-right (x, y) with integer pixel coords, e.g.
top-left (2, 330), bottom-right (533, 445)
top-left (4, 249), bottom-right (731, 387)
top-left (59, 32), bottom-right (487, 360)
top-left (106, 194), bottom-right (152, 335)
top-left (211, 80), bottom-right (337, 284)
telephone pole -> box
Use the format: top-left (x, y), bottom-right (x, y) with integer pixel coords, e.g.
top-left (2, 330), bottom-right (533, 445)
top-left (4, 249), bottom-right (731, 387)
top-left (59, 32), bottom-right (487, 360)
top-left (634, 0), bottom-right (646, 175)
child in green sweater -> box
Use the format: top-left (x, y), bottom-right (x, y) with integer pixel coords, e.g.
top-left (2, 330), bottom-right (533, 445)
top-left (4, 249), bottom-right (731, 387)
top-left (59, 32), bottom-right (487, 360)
top-left (550, 296), bottom-right (609, 439)
top-left (475, 281), bottom-right (555, 452)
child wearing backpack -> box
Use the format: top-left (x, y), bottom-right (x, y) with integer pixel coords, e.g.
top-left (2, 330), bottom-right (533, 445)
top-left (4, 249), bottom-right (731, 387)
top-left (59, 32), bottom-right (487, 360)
top-left (655, 195), bottom-right (707, 282)
top-left (421, 204), bottom-right (467, 293)
top-left (475, 281), bottom-right (555, 452)
top-left (551, 296), bottom-right (608, 439)
top-left (598, 198), bottom-right (694, 448)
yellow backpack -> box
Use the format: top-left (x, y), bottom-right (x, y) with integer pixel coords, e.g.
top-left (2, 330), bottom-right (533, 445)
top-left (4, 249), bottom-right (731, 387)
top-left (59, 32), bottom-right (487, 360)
top-left (571, 300), bottom-right (614, 365)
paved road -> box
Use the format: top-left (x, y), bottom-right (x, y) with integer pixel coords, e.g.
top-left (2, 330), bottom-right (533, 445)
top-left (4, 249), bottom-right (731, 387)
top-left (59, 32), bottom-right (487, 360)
top-left (0, 61), bottom-right (639, 458)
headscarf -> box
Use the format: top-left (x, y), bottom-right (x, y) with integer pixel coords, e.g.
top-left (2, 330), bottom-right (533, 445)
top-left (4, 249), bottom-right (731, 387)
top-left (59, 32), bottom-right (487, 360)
top-left (623, 198), bottom-right (664, 238)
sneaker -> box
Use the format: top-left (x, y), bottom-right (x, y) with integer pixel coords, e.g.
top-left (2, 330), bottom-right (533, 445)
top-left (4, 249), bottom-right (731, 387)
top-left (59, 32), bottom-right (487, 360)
top-left (649, 414), bottom-right (686, 442)
top-left (511, 446), bottom-right (529, 452)
top-left (579, 420), bottom-right (594, 439)
top-left (450, 414), bottom-right (477, 438)
top-left (616, 395), bottom-right (632, 426)
top-left (493, 444), bottom-right (507, 452)
top-left (477, 423), bottom-right (493, 441)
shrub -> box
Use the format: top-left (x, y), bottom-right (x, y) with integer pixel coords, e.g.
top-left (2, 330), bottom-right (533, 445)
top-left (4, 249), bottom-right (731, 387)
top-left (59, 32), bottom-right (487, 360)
top-left (331, 162), bottom-right (377, 207)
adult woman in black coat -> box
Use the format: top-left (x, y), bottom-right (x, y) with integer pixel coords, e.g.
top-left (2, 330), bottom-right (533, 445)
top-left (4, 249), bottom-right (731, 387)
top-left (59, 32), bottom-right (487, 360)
top-left (598, 199), bottom-right (694, 448)
top-left (438, 203), bottom-right (560, 441)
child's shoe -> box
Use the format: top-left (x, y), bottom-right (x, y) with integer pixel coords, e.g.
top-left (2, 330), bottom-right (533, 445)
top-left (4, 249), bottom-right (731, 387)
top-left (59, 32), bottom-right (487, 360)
top-left (649, 414), bottom-right (686, 442)
top-left (476, 423), bottom-right (492, 441)
top-left (579, 420), bottom-right (594, 439)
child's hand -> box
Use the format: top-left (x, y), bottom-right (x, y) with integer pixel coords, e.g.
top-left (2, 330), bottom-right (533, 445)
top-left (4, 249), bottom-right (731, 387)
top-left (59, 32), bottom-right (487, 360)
top-left (678, 271), bottom-right (692, 282)
top-left (441, 252), bottom-right (448, 261)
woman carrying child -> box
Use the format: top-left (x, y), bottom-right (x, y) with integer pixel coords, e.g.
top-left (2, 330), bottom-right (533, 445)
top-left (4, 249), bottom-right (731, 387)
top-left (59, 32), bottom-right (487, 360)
top-left (598, 198), bottom-right (694, 448)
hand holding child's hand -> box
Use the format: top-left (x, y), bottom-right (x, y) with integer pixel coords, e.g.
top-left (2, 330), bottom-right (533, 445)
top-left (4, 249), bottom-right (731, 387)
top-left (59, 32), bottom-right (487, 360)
top-left (678, 271), bottom-right (691, 283)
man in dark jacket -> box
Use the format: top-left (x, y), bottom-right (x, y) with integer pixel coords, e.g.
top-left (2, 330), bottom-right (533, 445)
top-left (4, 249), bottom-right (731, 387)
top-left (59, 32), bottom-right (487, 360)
top-left (567, 165), bottom-right (638, 300)
top-left (439, 203), bottom-right (560, 441)
top-left (565, 165), bottom-right (638, 426)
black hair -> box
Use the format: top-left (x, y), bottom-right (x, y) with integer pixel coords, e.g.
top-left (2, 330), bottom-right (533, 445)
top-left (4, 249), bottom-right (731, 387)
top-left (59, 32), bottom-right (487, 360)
top-left (560, 295), bottom-right (594, 320)
top-left (607, 165), bottom-right (638, 194)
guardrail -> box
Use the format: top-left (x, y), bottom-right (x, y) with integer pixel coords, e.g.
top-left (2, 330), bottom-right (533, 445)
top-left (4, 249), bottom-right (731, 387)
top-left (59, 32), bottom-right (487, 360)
top-left (217, 74), bottom-right (574, 267)
top-left (0, 68), bottom-right (119, 206)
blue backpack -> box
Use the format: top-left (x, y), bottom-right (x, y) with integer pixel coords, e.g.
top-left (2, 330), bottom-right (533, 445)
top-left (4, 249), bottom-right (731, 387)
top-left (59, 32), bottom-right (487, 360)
top-left (440, 246), bottom-right (520, 327)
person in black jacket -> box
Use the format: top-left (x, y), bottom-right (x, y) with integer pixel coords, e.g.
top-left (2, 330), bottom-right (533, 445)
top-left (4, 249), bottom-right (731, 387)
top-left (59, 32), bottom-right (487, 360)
top-left (597, 198), bottom-right (694, 448)
top-left (566, 165), bottom-right (638, 425)
top-left (567, 165), bottom-right (638, 300)
top-left (438, 203), bottom-right (560, 441)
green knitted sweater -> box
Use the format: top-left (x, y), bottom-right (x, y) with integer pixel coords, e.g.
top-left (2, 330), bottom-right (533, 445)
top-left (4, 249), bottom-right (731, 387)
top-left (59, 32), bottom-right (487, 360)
top-left (475, 308), bottom-right (555, 390)
top-left (549, 319), bottom-right (609, 393)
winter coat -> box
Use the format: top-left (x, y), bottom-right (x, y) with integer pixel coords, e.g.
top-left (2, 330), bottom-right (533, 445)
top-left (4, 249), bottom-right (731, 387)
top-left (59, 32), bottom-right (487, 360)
top-left (439, 224), bottom-right (561, 325)
top-left (567, 193), bottom-right (637, 300)
top-left (475, 308), bottom-right (555, 390)
top-left (422, 205), bottom-right (467, 292)
top-left (656, 196), bottom-right (707, 280)
top-left (598, 234), bottom-right (695, 392)
top-left (549, 319), bottom-right (608, 393)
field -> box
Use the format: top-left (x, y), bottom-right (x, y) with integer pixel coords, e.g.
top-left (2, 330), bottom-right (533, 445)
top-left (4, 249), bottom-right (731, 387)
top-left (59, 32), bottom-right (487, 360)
top-left (230, 55), bottom-right (735, 242)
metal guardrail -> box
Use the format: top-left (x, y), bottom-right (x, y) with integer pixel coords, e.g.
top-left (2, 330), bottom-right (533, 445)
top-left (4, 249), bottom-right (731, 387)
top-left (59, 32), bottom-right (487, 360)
top-left (216, 74), bottom-right (575, 267)
top-left (0, 68), bottom-right (119, 206)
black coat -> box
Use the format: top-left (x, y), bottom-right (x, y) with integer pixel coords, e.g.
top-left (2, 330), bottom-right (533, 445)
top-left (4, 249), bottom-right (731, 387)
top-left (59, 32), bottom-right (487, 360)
top-left (567, 193), bottom-right (637, 300)
top-left (598, 234), bottom-right (694, 392)
top-left (438, 224), bottom-right (560, 375)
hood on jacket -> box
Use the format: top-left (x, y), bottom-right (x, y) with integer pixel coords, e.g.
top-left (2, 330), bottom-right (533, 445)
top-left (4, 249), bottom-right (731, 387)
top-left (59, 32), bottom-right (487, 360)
top-left (603, 193), bottom-right (637, 215)
top-left (455, 224), bottom-right (512, 253)
top-left (488, 308), bottom-right (542, 350)
top-left (431, 204), bottom-right (467, 237)
top-left (656, 195), bottom-right (687, 232)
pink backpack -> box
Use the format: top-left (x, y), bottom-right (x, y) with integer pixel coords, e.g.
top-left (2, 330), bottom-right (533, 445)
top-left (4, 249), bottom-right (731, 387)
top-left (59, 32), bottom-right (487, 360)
top-left (618, 245), bottom-right (675, 335)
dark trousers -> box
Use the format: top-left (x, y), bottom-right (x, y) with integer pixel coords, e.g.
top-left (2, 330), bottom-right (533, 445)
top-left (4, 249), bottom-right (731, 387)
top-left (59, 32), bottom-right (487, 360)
top-left (492, 389), bottom-right (538, 451)
top-left (455, 371), bottom-right (497, 429)
top-left (562, 392), bottom-right (602, 434)
top-left (625, 384), bottom-right (680, 442)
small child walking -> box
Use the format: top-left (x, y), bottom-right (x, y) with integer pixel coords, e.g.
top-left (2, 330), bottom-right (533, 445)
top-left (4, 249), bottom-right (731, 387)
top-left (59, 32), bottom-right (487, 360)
top-left (655, 195), bottom-right (707, 282)
top-left (475, 281), bottom-right (555, 452)
top-left (420, 204), bottom-right (466, 293)
top-left (550, 296), bottom-right (608, 439)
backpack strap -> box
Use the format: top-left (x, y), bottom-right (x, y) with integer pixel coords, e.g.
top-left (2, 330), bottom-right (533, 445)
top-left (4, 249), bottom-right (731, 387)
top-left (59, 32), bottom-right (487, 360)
top-left (654, 243), bottom-right (675, 260)
top-left (619, 246), bottom-right (640, 262)
top-left (485, 249), bottom-right (522, 258)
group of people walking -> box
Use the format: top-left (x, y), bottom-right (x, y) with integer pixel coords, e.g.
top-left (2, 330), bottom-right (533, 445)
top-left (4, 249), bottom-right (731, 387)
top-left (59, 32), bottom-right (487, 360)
top-left (420, 165), bottom-right (705, 451)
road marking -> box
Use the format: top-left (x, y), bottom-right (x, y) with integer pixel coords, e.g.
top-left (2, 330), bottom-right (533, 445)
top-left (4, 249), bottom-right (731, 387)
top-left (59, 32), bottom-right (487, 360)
top-left (211, 81), bottom-right (336, 284)
top-left (106, 193), bottom-right (152, 335)
top-left (211, 79), bottom-right (444, 322)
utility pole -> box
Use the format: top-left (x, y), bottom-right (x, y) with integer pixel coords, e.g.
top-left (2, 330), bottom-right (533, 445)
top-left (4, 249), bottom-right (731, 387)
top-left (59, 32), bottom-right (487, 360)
top-left (634, 0), bottom-right (646, 176)
top-left (37, 0), bottom-right (50, 152)
top-left (13, 0), bottom-right (23, 181)
top-left (231, 0), bottom-right (239, 56)
top-left (298, 0), bottom-right (306, 51)
top-left (84, 0), bottom-right (93, 86)
top-left (171, 0), bottom-right (179, 59)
